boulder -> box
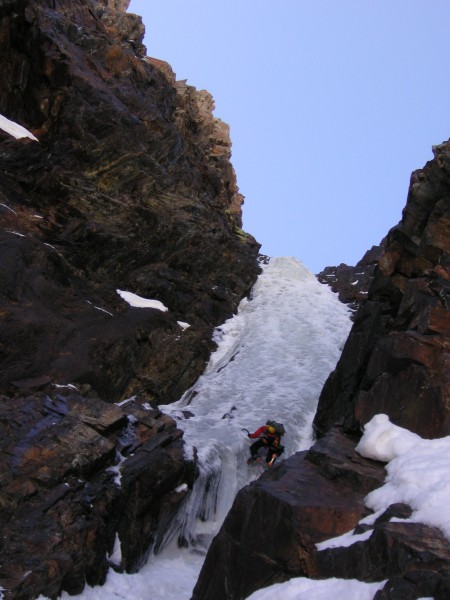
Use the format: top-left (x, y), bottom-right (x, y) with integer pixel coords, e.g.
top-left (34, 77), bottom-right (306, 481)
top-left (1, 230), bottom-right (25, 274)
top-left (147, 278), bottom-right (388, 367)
top-left (317, 521), bottom-right (450, 599)
top-left (192, 428), bottom-right (386, 600)
top-left (0, 390), bottom-right (196, 600)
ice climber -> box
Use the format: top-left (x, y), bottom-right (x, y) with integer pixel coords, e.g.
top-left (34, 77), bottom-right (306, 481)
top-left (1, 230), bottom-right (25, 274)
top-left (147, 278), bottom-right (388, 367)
top-left (246, 420), bottom-right (285, 467)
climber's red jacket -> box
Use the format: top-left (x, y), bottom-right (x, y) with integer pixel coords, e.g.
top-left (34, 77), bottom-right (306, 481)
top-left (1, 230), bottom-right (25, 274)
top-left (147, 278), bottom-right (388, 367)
top-left (248, 426), bottom-right (280, 446)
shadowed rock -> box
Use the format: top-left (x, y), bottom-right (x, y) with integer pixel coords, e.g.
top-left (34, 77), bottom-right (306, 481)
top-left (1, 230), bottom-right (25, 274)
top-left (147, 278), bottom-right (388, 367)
top-left (0, 0), bottom-right (260, 404)
top-left (0, 391), bottom-right (196, 599)
top-left (192, 428), bottom-right (385, 600)
top-left (0, 1), bottom-right (260, 597)
top-left (314, 141), bottom-right (450, 439)
top-left (317, 244), bottom-right (385, 312)
top-left (317, 522), bottom-right (450, 599)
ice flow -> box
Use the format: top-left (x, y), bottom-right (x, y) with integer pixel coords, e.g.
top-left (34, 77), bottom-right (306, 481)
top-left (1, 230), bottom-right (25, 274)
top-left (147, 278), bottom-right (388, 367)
top-left (159, 256), bottom-right (353, 553)
top-left (53, 256), bottom-right (352, 600)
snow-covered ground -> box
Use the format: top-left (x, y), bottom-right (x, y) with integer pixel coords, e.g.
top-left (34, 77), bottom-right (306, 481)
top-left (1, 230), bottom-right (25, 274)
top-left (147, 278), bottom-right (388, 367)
top-left (246, 577), bottom-right (387, 600)
top-left (356, 413), bottom-right (450, 539)
top-left (39, 257), bottom-right (450, 600)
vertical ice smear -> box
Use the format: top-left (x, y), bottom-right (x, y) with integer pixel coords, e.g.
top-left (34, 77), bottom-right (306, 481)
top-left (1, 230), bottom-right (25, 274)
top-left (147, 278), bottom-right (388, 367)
top-left (52, 256), bottom-right (353, 600)
top-left (159, 256), bottom-right (353, 552)
top-left (108, 534), bottom-right (122, 568)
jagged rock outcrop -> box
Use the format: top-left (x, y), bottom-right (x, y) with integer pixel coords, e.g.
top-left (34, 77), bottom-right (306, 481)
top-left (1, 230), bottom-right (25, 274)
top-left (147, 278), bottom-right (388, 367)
top-left (314, 142), bottom-right (450, 439)
top-left (193, 142), bottom-right (450, 599)
top-left (0, 1), bottom-right (260, 597)
top-left (0, 388), bottom-right (196, 599)
top-left (0, 0), bottom-right (260, 405)
top-left (192, 428), bottom-right (387, 600)
top-left (193, 430), bottom-right (450, 600)
top-left (317, 244), bottom-right (385, 312)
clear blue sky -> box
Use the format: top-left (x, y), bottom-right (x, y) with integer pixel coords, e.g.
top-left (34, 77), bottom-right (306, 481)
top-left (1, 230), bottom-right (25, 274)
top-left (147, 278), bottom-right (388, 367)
top-left (128, 0), bottom-right (449, 273)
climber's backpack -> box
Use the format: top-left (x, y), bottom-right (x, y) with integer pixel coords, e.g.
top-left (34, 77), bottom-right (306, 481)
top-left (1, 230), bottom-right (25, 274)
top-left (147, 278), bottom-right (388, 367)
top-left (266, 420), bottom-right (285, 436)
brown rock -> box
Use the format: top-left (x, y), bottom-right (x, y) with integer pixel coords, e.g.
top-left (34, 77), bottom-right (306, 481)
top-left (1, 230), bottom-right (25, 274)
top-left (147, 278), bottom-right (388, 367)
top-left (0, 391), bottom-right (196, 599)
top-left (192, 428), bottom-right (385, 600)
top-left (317, 244), bottom-right (385, 312)
top-left (0, 0), bottom-right (260, 405)
top-left (314, 143), bottom-right (450, 438)
top-left (317, 521), bottom-right (450, 598)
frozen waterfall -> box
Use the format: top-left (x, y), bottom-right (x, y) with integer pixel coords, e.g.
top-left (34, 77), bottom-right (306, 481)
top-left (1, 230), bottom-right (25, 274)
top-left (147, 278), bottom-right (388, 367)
top-left (54, 256), bottom-right (352, 600)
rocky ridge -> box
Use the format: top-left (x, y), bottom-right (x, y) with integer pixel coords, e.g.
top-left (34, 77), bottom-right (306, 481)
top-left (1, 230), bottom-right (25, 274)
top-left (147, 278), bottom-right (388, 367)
top-left (317, 244), bottom-right (385, 312)
top-left (193, 145), bottom-right (450, 597)
top-left (0, 1), bottom-right (260, 598)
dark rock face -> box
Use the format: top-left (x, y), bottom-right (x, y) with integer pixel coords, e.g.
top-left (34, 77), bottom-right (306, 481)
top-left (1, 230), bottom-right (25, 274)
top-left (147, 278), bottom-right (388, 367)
top-left (317, 244), bottom-right (385, 312)
top-left (314, 142), bottom-right (450, 439)
top-left (317, 521), bottom-right (450, 600)
top-left (193, 142), bottom-right (450, 599)
top-left (192, 428), bottom-right (386, 600)
top-left (0, 0), bottom-right (260, 597)
top-left (0, 0), bottom-right (260, 405)
top-left (193, 429), bottom-right (450, 600)
top-left (0, 389), bottom-right (196, 599)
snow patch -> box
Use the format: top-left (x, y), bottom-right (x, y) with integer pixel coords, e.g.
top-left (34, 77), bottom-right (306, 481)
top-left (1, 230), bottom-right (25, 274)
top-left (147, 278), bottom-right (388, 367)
top-left (0, 113), bottom-right (38, 141)
top-left (356, 414), bottom-right (450, 540)
top-left (116, 396), bottom-right (136, 407)
top-left (245, 577), bottom-right (386, 600)
top-left (117, 289), bottom-right (168, 311)
top-left (0, 203), bottom-right (17, 214)
top-left (54, 383), bottom-right (78, 390)
top-left (316, 528), bottom-right (373, 551)
top-left (175, 483), bottom-right (188, 493)
top-left (355, 413), bottom-right (420, 462)
top-left (6, 230), bottom-right (26, 237)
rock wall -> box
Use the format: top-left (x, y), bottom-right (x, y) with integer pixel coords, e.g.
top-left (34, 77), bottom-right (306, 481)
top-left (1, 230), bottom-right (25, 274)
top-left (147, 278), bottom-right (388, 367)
top-left (314, 142), bottom-right (450, 439)
top-left (0, 1), bottom-right (261, 598)
top-left (317, 244), bottom-right (385, 312)
top-left (193, 144), bottom-right (450, 598)
top-left (0, 0), bottom-right (260, 405)
top-left (0, 391), bottom-right (197, 599)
